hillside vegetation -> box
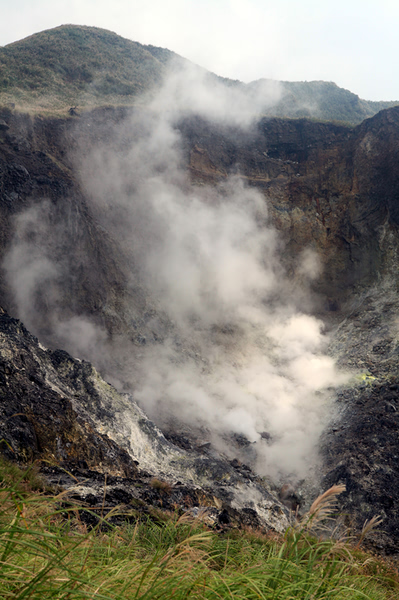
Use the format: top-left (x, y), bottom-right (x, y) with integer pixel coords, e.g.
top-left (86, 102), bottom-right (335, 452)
top-left (0, 24), bottom-right (397, 122)
top-left (0, 25), bottom-right (182, 112)
top-left (252, 79), bottom-right (397, 124)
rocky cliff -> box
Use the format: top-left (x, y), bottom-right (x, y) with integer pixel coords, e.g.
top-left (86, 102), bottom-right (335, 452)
top-left (2, 104), bottom-right (399, 552)
top-left (3, 105), bottom-right (399, 326)
top-left (182, 109), bottom-right (399, 304)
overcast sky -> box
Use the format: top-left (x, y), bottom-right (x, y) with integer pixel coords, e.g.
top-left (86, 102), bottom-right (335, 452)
top-left (0, 0), bottom-right (398, 101)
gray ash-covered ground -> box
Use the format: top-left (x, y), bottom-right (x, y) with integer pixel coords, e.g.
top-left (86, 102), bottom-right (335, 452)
top-left (321, 378), bottom-right (399, 554)
top-left (40, 462), bottom-right (273, 532)
top-left (320, 283), bottom-right (399, 554)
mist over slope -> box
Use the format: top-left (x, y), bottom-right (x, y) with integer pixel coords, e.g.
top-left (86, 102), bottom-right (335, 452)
top-left (1, 64), bottom-right (351, 480)
top-left (0, 24), bottom-right (397, 123)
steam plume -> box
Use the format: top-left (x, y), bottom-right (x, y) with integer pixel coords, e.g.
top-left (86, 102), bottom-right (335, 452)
top-left (3, 62), bottom-right (348, 479)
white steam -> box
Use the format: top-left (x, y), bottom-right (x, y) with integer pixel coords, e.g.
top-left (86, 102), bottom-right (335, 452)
top-left (3, 63), bottom-right (347, 479)
top-left (3, 201), bottom-right (110, 362)
top-left (150, 63), bottom-right (283, 126)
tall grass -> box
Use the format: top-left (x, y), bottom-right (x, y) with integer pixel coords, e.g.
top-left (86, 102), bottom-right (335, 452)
top-left (0, 459), bottom-right (397, 599)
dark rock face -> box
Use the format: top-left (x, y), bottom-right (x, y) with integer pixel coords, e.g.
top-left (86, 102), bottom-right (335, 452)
top-left (0, 107), bottom-right (146, 348)
top-left (1, 105), bottom-right (399, 327)
top-left (0, 306), bottom-right (137, 476)
top-left (318, 287), bottom-right (399, 554)
top-left (2, 105), bottom-right (399, 550)
top-left (181, 109), bottom-right (399, 304)
top-left (322, 380), bottom-right (399, 554)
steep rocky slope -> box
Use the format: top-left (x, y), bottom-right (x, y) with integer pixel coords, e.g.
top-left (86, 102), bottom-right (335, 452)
top-left (2, 104), bottom-right (399, 552)
top-left (0, 305), bottom-right (289, 531)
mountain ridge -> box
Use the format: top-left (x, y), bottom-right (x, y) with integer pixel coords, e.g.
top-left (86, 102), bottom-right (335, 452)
top-left (0, 24), bottom-right (397, 123)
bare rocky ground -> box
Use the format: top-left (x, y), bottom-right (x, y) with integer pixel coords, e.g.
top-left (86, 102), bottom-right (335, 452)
top-left (0, 306), bottom-right (290, 533)
top-left (2, 105), bottom-right (399, 552)
top-left (320, 285), bottom-right (399, 554)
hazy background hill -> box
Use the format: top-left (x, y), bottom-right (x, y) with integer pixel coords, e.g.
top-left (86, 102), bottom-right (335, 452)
top-left (251, 79), bottom-right (397, 124)
top-left (0, 24), bottom-right (397, 123)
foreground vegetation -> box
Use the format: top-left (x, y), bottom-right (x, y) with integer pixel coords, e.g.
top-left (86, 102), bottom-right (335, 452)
top-left (0, 458), bottom-right (398, 599)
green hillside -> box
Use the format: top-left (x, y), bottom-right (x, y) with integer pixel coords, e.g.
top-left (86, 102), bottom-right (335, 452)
top-left (250, 79), bottom-right (398, 124)
top-left (0, 25), bottom-right (182, 111)
top-left (0, 24), bottom-right (397, 123)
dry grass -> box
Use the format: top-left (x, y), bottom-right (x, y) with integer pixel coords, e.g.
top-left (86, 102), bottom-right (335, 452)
top-left (300, 484), bottom-right (347, 529)
top-left (357, 515), bottom-right (384, 547)
top-left (150, 478), bottom-right (173, 495)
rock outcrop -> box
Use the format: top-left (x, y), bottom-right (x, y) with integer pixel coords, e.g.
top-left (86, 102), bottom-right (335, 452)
top-left (182, 108), bottom-right (399, 306)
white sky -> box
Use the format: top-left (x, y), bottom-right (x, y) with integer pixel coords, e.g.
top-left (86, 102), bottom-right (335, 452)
top-left (0, 0), bottom-right (398, 101)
